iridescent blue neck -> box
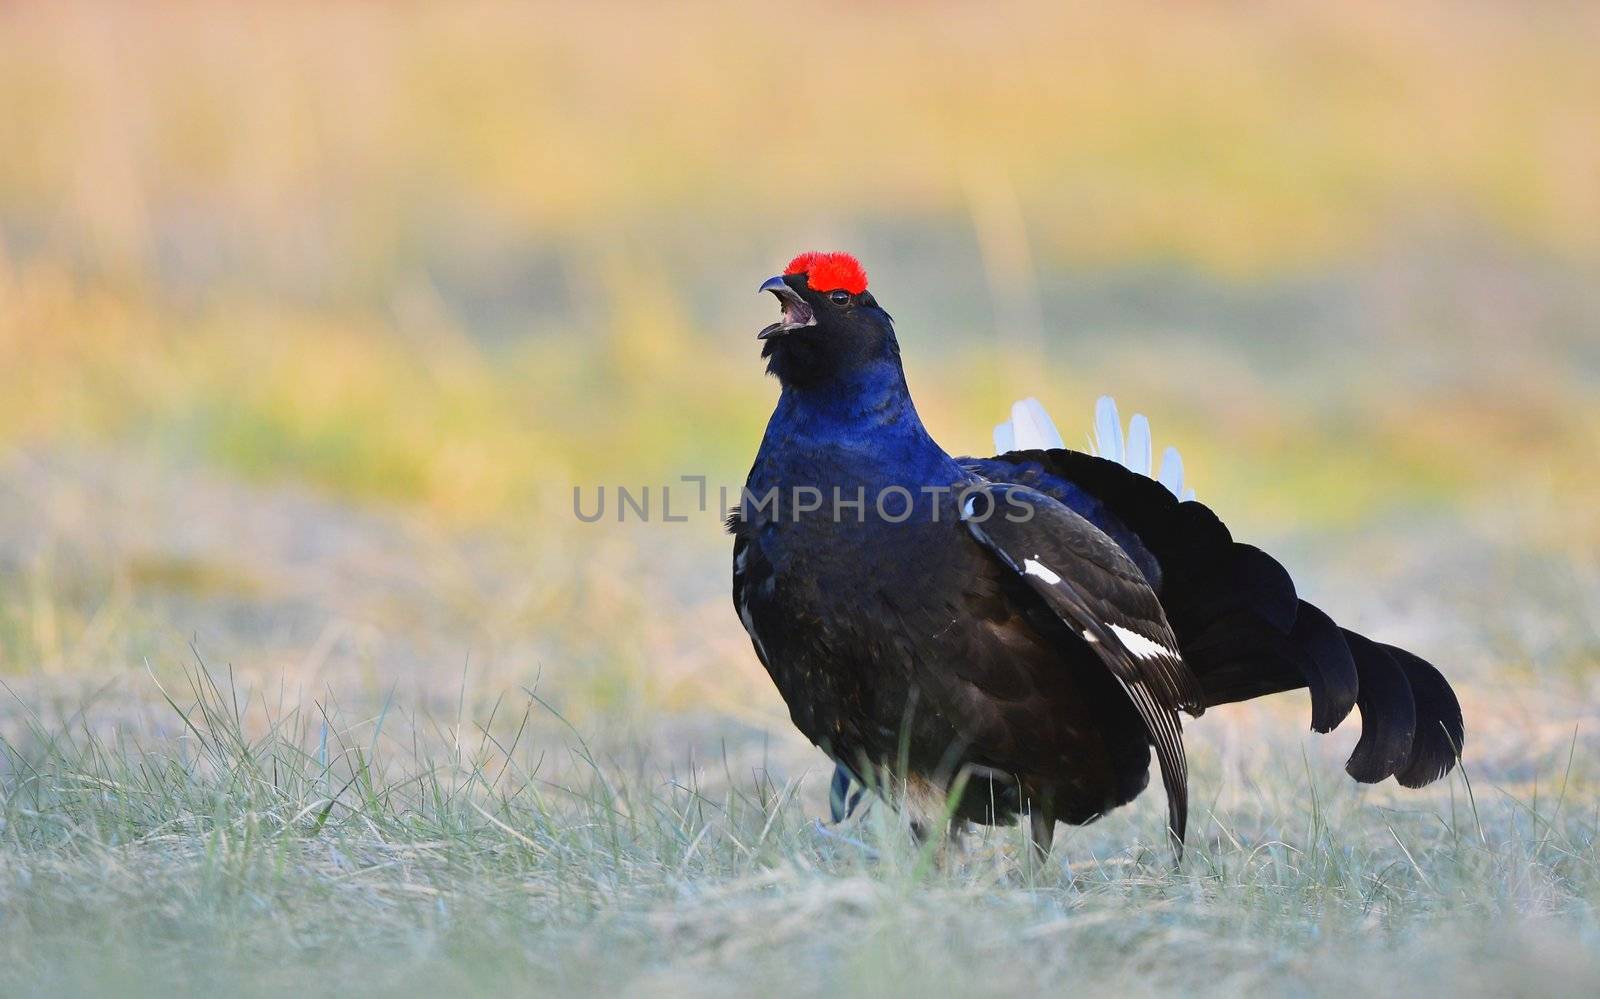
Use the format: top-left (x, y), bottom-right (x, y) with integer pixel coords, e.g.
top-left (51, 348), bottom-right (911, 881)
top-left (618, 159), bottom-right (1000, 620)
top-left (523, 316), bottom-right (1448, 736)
top-left (758, 357), bottom-right (965, 487)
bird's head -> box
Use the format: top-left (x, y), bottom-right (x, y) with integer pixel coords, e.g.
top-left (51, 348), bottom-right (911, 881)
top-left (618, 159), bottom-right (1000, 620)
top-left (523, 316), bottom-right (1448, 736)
top-left (758, 252), bottom-right (898, 387)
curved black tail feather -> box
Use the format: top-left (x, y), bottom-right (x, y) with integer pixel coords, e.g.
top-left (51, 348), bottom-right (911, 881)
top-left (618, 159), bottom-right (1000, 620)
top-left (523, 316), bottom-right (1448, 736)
top-left (1341, 631), bottom-right (1419, 782)
top-left (1384, 643), bottom-right (1466, 788)
top-left (1288, 602), bottom-right (1360, 733)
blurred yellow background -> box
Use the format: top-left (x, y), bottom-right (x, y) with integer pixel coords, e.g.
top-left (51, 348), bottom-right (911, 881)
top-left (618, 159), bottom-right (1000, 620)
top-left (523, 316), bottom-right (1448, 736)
top-left (2, 1), bottom-right (1597, 721)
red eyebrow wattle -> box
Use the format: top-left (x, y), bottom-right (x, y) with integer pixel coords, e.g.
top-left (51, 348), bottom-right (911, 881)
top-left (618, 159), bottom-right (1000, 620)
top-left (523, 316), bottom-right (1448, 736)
top-left (784, 252), bottom-right (867, 295)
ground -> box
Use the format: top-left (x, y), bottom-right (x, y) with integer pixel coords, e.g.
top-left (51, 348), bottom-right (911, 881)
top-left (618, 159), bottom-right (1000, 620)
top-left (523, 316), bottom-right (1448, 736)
top-left (1, 427), bottom-right (1597, 996)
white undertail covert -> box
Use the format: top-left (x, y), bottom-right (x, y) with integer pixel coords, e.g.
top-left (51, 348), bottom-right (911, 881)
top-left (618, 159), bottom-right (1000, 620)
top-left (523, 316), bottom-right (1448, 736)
top-left (994, 395), bottom-right (1196, 502)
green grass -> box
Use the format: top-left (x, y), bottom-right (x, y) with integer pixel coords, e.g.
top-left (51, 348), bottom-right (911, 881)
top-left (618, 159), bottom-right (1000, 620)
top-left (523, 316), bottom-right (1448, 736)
top-left (0, 661), bottom-right (1596, 998)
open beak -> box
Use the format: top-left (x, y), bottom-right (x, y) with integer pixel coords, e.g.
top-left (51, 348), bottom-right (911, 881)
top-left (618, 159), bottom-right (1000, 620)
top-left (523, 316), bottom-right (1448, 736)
top-left (757, 275), bottom-right (817, 340)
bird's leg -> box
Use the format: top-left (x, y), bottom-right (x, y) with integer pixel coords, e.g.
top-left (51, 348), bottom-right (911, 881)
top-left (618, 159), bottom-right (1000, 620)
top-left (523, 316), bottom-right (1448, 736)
top-left (1023, 789), bottom-right (1057, 871)
top-left (808, 818), bottom-right (879, 859)
top-left (946, 817), bottom-right (969, 852)
top-left (1028, 809), bottom-right (1056, 863)
top-left (904, 815), bottom-right (967, 873)
top-left (936, 817), bottom-right (970, 872)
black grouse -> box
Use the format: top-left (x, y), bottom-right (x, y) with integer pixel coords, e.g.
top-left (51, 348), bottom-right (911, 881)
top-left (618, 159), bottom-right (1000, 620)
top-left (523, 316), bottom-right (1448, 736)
top-left (729, 251), bottom-right (1464, 858)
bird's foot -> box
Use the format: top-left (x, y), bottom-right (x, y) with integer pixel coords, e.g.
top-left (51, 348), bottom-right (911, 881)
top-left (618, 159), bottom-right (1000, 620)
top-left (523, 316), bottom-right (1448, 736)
top-left (807, 818), bottom-right (878, 860)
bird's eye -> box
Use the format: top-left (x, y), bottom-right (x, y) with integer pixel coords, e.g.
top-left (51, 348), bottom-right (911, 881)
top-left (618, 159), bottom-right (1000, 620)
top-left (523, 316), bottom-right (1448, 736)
top-left (829, 290), bottom-right (851, 305)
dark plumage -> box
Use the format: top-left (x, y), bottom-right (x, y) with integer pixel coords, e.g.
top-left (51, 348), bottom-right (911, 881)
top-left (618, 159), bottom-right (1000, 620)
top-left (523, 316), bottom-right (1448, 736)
top-left (730, 253), bottom-right (1464, 859)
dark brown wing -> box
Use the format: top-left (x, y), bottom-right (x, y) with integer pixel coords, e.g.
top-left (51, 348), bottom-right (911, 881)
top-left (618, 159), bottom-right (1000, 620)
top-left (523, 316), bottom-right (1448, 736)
top-left (968, 447), bottom-right (1461, 790)
top-left (960, 482), bottom-right (1202, 852)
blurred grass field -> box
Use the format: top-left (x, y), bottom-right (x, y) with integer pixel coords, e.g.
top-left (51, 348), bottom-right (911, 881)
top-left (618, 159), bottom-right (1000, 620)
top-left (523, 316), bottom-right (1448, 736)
top-left (2, 2), bottom-right (1599, 995)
